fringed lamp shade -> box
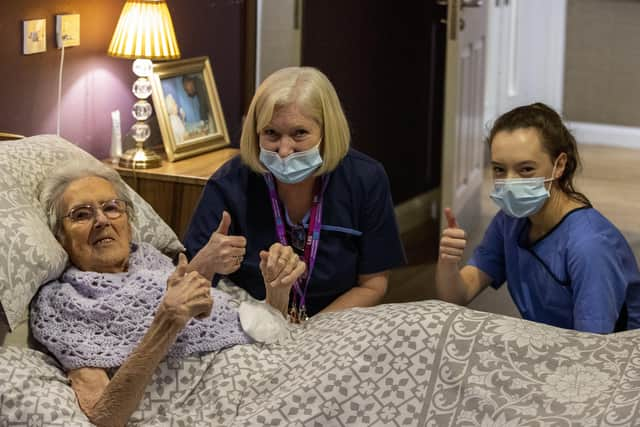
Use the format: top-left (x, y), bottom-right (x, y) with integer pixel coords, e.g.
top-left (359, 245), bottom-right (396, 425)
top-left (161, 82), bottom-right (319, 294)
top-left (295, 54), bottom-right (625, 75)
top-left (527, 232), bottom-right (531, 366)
top-left (108, 0), bottom-right (180, 60)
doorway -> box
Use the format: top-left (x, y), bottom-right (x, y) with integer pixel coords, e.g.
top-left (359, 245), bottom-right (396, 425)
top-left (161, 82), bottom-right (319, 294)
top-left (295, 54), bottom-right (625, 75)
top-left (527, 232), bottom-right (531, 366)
top-left (484, 0), bottom-right (567, 125)
top-left (255, 0), bottom-right (302, 86)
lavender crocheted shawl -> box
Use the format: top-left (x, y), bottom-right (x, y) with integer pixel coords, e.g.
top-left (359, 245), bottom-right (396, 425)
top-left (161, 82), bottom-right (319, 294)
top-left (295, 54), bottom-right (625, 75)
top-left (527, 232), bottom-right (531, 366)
top-left (30, 243), bottom-right (251, 370)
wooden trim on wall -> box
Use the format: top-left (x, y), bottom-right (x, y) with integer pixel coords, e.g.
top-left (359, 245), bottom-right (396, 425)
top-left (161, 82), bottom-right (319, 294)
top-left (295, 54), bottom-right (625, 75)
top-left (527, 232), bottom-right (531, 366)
top-left (243, 0), bottom-right (257, 115)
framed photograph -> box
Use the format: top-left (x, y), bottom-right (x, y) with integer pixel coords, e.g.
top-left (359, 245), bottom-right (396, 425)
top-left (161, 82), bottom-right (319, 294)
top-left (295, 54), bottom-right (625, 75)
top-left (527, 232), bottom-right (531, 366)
top-left (149, 56), bottom-right (230, 162)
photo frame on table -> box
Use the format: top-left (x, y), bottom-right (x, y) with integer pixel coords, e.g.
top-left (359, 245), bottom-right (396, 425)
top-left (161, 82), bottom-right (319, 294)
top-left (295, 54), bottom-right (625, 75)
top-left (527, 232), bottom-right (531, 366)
top-left (149, 56), bottom-right (230, 162)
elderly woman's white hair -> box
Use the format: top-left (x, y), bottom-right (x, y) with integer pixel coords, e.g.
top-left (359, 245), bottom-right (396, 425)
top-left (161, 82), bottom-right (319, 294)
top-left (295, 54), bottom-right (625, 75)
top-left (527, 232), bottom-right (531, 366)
top-left (39, 161), bottom-right (134, 239)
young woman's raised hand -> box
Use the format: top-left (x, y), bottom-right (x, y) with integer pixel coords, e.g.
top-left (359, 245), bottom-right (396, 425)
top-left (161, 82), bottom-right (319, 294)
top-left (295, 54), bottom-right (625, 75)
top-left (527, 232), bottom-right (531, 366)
top-left (438, 208), bottom-right (467, 265)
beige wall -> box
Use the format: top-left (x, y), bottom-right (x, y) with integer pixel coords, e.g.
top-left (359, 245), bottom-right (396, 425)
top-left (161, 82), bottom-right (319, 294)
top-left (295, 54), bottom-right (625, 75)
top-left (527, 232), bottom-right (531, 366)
top-left (564, 0), bottom-right (640, 126)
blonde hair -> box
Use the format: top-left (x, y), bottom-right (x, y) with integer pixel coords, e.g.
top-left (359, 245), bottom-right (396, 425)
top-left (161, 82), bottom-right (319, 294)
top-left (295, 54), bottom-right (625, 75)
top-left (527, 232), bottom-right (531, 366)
top-left (240, 67), bottom-right (350, 175)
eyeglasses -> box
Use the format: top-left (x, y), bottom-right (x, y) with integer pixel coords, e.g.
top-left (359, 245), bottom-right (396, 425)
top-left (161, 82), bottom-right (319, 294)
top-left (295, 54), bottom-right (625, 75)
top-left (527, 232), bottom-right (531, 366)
top-left (63, 199), bottom-right (128, 223)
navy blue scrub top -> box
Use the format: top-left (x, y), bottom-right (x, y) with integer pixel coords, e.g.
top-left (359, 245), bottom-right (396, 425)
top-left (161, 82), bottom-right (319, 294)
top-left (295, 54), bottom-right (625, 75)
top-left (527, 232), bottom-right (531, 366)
top-left (184, 148), bottom-right (407, 316)
top-left (469, 207), bottom-right (640, 333)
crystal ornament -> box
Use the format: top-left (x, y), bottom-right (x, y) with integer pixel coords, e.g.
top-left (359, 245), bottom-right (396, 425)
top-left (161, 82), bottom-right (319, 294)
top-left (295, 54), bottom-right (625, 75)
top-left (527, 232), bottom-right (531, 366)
top-left (132, 100), bottom-right (153, 121)
top-left (132, 59), bottom-right (153, 77)
top-left (132, 122), bottom-right (151, 142)
top-left (132, 78), bottom-right (152, 99)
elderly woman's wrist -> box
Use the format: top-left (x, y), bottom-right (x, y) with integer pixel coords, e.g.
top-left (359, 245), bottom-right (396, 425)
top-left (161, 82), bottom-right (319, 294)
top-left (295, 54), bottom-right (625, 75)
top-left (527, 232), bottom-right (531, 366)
top-left (265, 287), bottom-right (289, 315)
top-left (154, 304), bottom-right (189, 333)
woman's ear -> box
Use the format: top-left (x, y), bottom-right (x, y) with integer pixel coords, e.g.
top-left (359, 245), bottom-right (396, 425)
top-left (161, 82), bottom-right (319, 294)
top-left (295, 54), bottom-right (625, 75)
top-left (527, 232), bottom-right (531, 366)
top-left (554, 152), bottom-right (568, 179)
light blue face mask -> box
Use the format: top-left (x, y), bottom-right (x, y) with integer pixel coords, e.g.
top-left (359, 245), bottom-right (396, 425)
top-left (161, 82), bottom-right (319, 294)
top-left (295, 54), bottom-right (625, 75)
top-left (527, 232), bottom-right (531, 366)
top-left (489, 177), bottom-right (555, 218)
top-left (489, 161), bottom-right (559, 218)
top-left (259, 143), bottom-right (323, 184)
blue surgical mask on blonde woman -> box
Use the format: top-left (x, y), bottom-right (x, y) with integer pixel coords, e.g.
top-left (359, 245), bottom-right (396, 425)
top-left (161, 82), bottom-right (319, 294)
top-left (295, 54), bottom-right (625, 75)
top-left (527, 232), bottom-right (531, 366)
top-left (258, 103), bottom-right (323, 184)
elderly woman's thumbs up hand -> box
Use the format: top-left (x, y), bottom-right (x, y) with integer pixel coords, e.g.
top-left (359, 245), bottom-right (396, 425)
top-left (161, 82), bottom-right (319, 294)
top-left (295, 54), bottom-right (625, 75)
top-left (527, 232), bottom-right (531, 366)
top-left (161, 254), bottom-right (213, 328)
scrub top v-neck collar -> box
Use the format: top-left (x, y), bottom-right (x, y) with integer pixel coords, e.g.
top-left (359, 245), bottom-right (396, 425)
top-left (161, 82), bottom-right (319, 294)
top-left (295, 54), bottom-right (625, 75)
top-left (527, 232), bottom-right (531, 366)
top-left (516, 206), bottom-right (591, 287)
top-left (518, 206), bottom-right (591, 249)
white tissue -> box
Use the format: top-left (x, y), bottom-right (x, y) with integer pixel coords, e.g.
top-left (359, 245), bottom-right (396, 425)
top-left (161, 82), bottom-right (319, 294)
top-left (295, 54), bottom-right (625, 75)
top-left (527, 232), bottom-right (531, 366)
top-left (239, 301), bottom-right (291, 344)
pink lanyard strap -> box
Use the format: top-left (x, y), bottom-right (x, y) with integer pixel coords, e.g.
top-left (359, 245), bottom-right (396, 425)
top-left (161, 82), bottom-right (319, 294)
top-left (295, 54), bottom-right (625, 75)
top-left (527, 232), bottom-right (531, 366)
top-left (264, 173), bottom-right (327, 321)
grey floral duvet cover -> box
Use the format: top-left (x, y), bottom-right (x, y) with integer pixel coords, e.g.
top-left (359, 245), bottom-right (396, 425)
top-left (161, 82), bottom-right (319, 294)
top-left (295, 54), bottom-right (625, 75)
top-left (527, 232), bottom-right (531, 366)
top-left (1, 300), bottom-right (640, 426)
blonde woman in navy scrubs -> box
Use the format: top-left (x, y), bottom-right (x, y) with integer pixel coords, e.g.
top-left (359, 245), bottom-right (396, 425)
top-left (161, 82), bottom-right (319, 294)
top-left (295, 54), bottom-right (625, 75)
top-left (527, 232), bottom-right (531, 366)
top-left (436, 103), bottom-right (640, 333)
top-left (184, 67), bottom-right (405, 321)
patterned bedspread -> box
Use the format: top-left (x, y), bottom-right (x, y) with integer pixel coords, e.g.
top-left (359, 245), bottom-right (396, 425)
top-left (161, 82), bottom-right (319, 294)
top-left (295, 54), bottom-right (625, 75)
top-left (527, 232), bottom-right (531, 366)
top-left (2, 299), bottom-right (640, 426)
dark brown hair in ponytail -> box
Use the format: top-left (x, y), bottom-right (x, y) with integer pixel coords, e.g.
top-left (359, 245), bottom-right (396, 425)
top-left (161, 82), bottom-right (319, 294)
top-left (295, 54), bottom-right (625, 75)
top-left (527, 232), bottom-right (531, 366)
top-left (487, 102), bottom-right (591, 206)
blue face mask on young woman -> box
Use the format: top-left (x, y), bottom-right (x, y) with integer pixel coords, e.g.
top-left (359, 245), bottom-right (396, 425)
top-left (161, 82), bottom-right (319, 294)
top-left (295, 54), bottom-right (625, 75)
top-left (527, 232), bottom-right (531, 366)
top-left (489, 163), bottom-right (557, 218)
top-left (259, 143), bottom-right (323, 184)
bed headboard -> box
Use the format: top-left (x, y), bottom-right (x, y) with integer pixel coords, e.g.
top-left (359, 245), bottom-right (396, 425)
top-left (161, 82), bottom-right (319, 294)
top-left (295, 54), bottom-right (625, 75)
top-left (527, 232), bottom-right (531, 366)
top-left (0, 132), bottom-right (24, 140)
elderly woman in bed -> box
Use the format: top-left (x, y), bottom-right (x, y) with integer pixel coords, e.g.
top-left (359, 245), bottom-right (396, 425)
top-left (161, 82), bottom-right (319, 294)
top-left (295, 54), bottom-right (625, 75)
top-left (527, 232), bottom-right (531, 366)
top-left (30, 163), bottom-right (304, 427)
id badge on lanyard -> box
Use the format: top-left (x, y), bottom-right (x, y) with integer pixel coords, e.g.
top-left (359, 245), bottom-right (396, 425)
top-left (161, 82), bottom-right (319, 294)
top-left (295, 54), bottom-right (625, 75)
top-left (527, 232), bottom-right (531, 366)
top-left (264, 173), bottom-right (328, 322)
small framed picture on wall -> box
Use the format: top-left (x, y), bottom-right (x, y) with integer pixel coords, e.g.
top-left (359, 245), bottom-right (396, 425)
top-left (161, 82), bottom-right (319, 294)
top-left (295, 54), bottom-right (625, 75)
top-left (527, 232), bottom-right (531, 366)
top-left (149, 56), bottom-right (230, 161)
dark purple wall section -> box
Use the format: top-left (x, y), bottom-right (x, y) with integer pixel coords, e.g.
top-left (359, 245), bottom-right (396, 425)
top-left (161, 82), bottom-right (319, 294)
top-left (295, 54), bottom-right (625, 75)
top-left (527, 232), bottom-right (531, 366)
top-left (171, 0), bottom-right (247, 149)
top-left (0, 0), bottom-right (246, 159)
top-left (302, 0), bottom-right (446, 202)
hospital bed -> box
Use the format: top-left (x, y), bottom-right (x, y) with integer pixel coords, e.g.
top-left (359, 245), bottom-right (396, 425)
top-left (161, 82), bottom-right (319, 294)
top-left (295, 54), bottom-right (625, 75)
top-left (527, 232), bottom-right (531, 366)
top-left (1, 135), bottom-right (640, 426)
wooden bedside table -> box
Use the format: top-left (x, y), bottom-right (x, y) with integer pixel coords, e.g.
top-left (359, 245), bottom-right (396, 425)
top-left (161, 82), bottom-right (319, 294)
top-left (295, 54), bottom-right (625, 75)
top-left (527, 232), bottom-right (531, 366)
top-left (106, 148), bottom-right (239, 240)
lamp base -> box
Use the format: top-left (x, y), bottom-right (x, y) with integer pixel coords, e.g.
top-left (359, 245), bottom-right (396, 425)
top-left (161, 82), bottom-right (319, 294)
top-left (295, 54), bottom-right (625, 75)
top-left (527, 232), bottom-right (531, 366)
top-left (118, 147), bottom-right (162, 169)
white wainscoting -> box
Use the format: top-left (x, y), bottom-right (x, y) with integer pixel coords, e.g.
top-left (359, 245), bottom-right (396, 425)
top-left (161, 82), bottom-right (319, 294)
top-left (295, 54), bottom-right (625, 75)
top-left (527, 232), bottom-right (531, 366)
top-left (567, 121), bottom-right (640, 149)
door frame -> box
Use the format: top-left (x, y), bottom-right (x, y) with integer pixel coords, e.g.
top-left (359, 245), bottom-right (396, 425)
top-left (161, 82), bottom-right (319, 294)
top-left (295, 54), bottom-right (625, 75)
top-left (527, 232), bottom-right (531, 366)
top-left (439, 0), bottom-right (487, 231)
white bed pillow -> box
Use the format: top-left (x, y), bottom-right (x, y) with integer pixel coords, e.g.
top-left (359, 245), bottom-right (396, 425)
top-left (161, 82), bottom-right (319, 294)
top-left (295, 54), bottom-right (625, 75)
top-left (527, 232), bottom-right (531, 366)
top-left (0, 135), bottom-right (184, 331)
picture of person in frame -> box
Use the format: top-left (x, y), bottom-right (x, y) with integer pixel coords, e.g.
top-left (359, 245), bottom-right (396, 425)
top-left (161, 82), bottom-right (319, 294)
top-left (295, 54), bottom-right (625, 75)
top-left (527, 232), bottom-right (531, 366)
top-left (161, 73), bottom-right (216, 143)
top-left (179, 74), bottom-right (209, 124)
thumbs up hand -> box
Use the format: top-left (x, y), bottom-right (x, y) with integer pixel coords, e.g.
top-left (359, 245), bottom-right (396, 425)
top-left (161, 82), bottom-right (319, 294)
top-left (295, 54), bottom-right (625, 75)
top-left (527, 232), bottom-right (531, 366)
top-left (166, 253), bottom-right (189, 289)
top-left (203, 211), bottom-right (247, 275)
top-left (439, 208), bottom-right (467, 265)
top-left (215, 210), bottom-right (232, 235)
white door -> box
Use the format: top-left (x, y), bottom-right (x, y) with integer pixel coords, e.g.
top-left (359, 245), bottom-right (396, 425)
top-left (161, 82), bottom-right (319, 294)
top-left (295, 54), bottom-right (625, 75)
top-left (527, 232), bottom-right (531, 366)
top-left (484, 0), bottom-right (567, 124)
top-left (255, 0), bottom-right (302, 86)
top-left (440, 0), bottom-right (487, 234)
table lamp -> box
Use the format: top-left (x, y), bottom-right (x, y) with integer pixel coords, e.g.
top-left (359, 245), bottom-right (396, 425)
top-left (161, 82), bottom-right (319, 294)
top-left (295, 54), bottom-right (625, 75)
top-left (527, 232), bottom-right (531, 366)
top-left (108, 0), bottom-right (181, 169)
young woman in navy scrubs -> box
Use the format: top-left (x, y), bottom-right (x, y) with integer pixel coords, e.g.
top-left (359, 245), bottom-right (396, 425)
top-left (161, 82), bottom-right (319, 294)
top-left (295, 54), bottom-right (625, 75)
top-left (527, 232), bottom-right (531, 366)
top-left (184, 67), bottom-right (405, 320)
top-left (436, 103), bottom-right (640, 333)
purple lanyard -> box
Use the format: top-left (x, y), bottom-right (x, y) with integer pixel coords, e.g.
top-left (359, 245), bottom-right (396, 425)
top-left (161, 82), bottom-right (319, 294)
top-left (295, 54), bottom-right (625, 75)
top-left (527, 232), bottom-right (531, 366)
top-left (264, 173), bottom-right (327, 321)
